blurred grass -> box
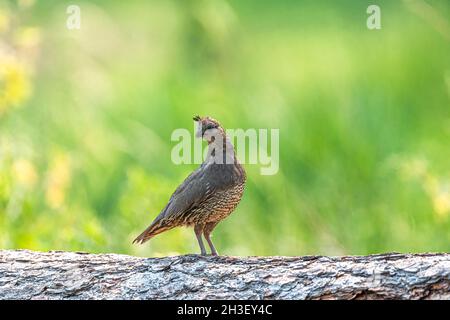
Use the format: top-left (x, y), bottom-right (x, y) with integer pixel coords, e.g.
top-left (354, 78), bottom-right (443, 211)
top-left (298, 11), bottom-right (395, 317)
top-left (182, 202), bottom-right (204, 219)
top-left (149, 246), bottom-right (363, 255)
top-left (1, 0), bottom-right (449, 256)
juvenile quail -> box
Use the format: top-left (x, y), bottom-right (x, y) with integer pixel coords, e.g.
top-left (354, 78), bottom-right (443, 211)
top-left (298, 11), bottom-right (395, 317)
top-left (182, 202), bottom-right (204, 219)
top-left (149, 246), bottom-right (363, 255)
top-left (133, 116), bottom-right (246, 256)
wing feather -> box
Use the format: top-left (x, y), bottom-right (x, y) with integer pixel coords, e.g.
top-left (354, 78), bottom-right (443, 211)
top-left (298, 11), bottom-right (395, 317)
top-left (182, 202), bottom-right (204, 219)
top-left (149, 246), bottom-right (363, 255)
top-left (133, 163), bottom-right (239, 244)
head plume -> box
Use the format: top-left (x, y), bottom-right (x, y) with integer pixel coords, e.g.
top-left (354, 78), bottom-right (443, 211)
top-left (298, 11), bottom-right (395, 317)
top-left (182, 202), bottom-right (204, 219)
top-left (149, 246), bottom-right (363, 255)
top-left (193, 115), bottom-right (224, 142)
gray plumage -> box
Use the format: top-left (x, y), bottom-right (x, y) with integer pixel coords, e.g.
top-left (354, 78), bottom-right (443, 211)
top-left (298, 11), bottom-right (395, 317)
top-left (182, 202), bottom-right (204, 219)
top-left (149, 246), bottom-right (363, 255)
top-left (133, 116), bottom-right (246, 256)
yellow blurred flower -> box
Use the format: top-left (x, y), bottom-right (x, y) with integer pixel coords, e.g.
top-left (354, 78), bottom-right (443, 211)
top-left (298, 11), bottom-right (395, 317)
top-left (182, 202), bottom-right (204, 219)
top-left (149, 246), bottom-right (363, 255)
top-left (0, 11), bottom-right (10, 33)
top-left (425, 176), bottom-right (450, 217)
top-left (12, 158), bottom-right (38, 189)
top-left (15, 27), bottom-right (41, 49)
top-left (397, 156), bottom-right (450, 218)
top-left (0, 57), bottom-right (31, 114)
top-left (18, 0), bottom-right (36, 9)
top-left (432, 191), bottom-right (450, 217)
top-left (46, 153), bottom-right (72, 209)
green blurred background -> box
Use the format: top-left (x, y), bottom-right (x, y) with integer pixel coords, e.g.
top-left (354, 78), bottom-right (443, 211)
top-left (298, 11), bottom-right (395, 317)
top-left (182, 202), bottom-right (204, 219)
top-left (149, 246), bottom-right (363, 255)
top-left (1, 0), bottom-right (449, 257)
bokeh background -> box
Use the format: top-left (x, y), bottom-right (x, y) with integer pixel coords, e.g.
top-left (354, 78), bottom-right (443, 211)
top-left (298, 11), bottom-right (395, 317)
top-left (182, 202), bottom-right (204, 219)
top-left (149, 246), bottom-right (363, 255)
top-left (1, 0), bottom-right (449, 256)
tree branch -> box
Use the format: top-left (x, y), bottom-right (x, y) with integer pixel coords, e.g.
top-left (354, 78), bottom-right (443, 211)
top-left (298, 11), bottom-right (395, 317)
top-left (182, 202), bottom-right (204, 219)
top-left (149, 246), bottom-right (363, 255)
top-left (0, 250), bottom-right (449, 299)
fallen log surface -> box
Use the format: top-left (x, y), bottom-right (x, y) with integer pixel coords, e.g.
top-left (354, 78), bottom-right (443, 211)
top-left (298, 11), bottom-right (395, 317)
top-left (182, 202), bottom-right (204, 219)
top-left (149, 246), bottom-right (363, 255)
top-left (0, 250), bottom-right (449, 299)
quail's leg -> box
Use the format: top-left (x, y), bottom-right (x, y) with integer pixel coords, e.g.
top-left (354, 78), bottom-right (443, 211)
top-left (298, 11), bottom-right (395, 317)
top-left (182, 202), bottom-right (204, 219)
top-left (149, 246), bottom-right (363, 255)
top-left (203, 221), bottom-right (219, 256)
top-left (194, 224), bottom-right (207, 256)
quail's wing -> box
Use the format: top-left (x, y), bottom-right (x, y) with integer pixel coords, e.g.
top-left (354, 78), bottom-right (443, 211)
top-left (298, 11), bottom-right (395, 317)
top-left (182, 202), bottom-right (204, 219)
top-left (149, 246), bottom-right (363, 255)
top-left (157, 165), bottom-right (215, 222)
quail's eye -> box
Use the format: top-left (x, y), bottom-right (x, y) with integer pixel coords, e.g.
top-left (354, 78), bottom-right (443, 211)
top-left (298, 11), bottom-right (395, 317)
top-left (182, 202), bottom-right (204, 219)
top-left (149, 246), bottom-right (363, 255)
top-left (205, 123), bottom-right (217, 130)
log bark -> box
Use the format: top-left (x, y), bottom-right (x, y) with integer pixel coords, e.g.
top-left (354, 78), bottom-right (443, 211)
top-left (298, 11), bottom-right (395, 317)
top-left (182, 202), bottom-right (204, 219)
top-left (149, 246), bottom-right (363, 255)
top-left (0, 250), bottom-right (449, 300)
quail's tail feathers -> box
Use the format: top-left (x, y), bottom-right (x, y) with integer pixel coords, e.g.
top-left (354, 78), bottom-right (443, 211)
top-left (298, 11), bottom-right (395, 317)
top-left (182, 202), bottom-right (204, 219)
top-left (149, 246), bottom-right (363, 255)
top-left (132, 222), bottom-right (170, 245)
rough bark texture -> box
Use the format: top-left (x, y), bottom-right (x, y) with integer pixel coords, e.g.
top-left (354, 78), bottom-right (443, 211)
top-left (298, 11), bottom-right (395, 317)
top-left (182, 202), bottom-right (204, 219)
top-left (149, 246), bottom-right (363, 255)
top-left (0, 250), bottom-right (449, 300)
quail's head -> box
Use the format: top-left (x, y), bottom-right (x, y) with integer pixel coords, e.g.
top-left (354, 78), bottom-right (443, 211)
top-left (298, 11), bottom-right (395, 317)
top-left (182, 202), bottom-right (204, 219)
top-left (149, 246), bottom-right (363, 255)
top-left (193, 115), bottom-right (224, 143)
